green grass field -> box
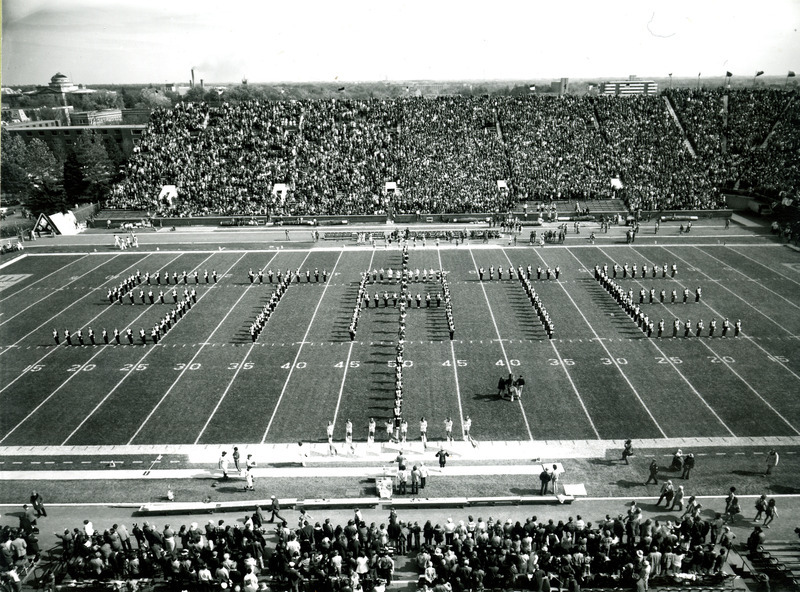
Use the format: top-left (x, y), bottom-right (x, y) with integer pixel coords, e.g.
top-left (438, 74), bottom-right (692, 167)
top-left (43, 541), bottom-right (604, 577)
top-left (2, 236), bottom-right (800, 448)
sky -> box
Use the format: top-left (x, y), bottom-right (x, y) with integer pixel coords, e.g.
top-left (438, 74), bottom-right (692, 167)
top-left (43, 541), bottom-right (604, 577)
top-left (2, 0), bottom-right (799, 86)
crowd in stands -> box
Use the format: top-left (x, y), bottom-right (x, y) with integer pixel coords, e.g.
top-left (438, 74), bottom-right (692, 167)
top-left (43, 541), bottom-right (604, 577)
top-left (666, 88), bottom-right (799, 198)
top-left (2, 501), bottom-right (751, 592)
top-left (105, 90), bottom-right (798, 218)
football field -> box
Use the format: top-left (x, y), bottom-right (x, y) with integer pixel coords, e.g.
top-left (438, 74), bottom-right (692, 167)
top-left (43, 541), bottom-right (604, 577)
top-left (1, 236), bottom-right (799, 448)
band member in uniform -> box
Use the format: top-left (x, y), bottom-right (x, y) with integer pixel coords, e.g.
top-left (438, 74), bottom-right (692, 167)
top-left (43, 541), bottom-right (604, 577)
top-left (444, 417), bottom-right (454, 442)
top-left (734, 319), bottom-right (742, 337)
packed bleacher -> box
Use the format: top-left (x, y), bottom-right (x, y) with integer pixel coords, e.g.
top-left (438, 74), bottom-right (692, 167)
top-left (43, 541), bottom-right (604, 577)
top-left (2, 501), bottom-right (754, 592)
top-left (105, 90), bottom-right (799, 218)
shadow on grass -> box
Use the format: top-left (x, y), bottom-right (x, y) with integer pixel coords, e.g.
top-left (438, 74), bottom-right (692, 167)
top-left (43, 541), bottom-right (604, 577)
top-left (613, 479), bottom-right (647, 488)
top-left (472, 392), bottom-right (502, 402)
top-left (590, 458), bottom-right (623, 467)
top-left (770, 484), bottom-right (800, 494)
top-left (510, 487), bottom-right (538, 496)
top-left (731, 470), bottom-right (764, 477)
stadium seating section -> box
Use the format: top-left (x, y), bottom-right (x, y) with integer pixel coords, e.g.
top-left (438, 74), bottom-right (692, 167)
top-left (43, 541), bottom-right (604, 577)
top-left (104, 91), bottom-right (799, 217)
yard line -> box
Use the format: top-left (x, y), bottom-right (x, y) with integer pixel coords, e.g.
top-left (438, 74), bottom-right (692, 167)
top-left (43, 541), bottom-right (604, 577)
top-left (725, 246), bottom-right (800, 288)
top-left (468, 248), bottom-right (533, 441)
top-left (697, 247), bottom-right (800, 311)
top-left (261, 250), bottom-right (344, 443)
top-left (0, 255), bottom-right (89, 303)
top-left (0, 252), bottom-right (189, 442)
top-left (664, 247), bottom-right (793, 335)
top-left (532, 249), bottom-right (667, 438)
top-left (659, 246), bottom-right (800, 383)
top-left (590, 247), bottom-right (736, 436)
top-left (331, 249), bottom-right (375, 429)
top-left (0, 253), bottom-right (174, 396)
top-left (0, 253), bottom-right (165, 359)
top-left (437, 248), bottom-right (466, 437)
top-left (193, 251), bottom-right (295, 444)
top-left (0, 255), bottom-right (123, 328)
top-left (499, 250), bottom-right (601, 439)
top-left (62, 253), bottom-right (247, 446)
top-left (627, 246), bottom-right (800, 435)
top-left (0, 354), bottom-right (108, 444)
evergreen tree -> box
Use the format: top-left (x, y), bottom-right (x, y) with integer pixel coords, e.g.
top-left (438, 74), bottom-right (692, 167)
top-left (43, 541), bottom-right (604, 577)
top-left (28, 176), bottom-right (68, 217)
top-left (63, 151), bottom-right (87, 203)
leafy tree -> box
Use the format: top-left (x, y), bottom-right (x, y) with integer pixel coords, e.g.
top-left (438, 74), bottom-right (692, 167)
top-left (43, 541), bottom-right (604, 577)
top-left (72, 131), bottom-right (113, 201)
top-left (26, 139), bottom-right (60, 184)
top-left (1, 129), bottom-right (31, 200)
top-left (136, 88), bottom-right (171, 110)
top-left (183, 87), bottom-right (207, 103)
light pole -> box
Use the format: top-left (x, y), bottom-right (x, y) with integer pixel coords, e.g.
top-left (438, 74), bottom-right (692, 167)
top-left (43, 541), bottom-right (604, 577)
top-left (669, 73), bottom-right (673, 89)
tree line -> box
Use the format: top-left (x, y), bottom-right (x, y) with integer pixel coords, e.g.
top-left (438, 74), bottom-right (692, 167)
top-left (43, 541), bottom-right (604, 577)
top-left (1, 127), bottom-right (123, 217)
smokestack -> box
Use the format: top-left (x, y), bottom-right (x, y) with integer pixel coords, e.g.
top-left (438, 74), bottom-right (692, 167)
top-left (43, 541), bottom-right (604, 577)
top-left (200, 79), bottom-right (204, 90)
top-left (191, 68), bottom-right (195, 88)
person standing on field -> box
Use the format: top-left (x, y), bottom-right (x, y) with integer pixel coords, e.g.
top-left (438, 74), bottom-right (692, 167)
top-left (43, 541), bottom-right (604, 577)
top-left (765, 449), bottom-right (779, 475)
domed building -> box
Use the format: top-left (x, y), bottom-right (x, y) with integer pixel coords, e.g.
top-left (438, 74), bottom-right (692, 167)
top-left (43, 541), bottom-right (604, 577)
top-left (34, 72), bottom-right (99, 98)
top-left (48, 72), bottom-right (77, 92)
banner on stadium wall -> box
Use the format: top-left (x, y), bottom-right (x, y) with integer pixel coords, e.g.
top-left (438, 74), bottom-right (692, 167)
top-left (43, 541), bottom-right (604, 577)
top-left (497, 180), bottom-right (508, 191)
top-left (384, 181), bottom-right (398, 195)
top-left (159, 185), bottom-right (178, 206)
top-left (272, 183), bottom-right (288, 205)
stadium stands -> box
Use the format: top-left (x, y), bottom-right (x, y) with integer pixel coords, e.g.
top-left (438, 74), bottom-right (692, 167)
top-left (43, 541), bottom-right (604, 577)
top-left (2, 508), bottom-right (744, 592)
top-left (104, 91), bottom-right (798, 218)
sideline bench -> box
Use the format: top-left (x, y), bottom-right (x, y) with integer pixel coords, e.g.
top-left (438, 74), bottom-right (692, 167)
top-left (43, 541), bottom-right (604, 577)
top-left (137, 498), bottom-right (298, 515)
top-left (324, 232), bottom-right (355, 240)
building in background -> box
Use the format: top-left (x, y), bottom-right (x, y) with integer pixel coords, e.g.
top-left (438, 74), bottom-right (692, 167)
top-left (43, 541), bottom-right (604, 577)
top-left (600, 76), bottom-right (658, 96)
